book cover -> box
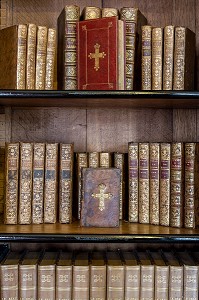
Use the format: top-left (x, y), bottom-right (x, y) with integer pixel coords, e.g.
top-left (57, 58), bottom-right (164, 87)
top-left (73, 252), bottom-right (89, 300)
top-left (45, 28), bottom-right (56, 90)
top-left (114, 152), bottom-right (126, 220)
top-left (0, 24), bottom-right (27, 89)
top-left (141, 25), bottom-right (152, 90)
top-left (26, 23), bottom-right (37, 89)
top-left (76, 152), bottom-right (88, 220)
top-left (163, 25), bottom-right (175, 90)
top-left (90, 251), bottom-right (106, 300)
top-left (0, 147), bottom-right (5, 216)
top-left (152, 27), bottom-right (163, 90)
top-left (77, 16), bottom-right (119, 90)
top-left (80, 168), bottom-right (120, 227)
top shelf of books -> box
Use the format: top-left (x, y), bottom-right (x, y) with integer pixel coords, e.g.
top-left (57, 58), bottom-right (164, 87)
top-left (0, 90), bottom-right (199, 108)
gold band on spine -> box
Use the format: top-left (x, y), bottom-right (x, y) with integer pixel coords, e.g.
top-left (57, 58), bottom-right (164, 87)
top-left (152, 27), bottom-right (163, 90)
top-left (163, 25), bottom-right (174, 90)
top-left (142, 25), bottom-right (152, 90)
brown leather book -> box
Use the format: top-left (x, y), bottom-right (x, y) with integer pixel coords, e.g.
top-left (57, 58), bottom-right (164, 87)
top-left (45, 28), bottom-right (56, 90)
top-left (57, 5), bottom-right (80, 90)
top-left (141, 25), bottom-right (152, 90)
top-left (163, 25), bottom-right (175, 90)
top-left (99, 152), bottom-right (112, 168)
top-left (0, 24), bottom-right (27, 89)
top-left (4, 142), bottom-right (19, 224)
top-left (18, 142), bottom-right (33, 224)
top-left (19, 250), bottom-right (41, 300)
top-left (82, 6), bottom-right (101, 19)
top-left (106, 251), bottom-right (125, 300)
top-left (56, 251), bottom-right (73, 300)
top-left (38, 251), bottom-right (58, 300)
top-left (152, 27), bottom-right (163, 90)
top-left (173, 27), bottom-right (195, 90)
top-left (88, 152), bottom-right (100, 168)
top-left (102, 7), bottom-right (119, 17)
top-left (44, 143), bottom-right (58, 223)
top-left (0, 147), bottom-right (5, 216)
top-left (59, 143), bottom-right (74, 224)
top-left (80, 168), bottom-right (120, 227)
top-left (76, 152), bottom-right (88, 219)
top-left (90, 251), bottom-right (106, 300)
top-left (114, 152), bottom-right (126, 220)
top-left (73, 252), bottom-right (89, 300)
top-left (26, 23), bottom-right (37, 89)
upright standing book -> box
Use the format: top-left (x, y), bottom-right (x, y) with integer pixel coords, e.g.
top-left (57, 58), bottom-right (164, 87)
top-left (90, 251), bottom-right (106, 300)
top-left (73, 252), bottom-right (90, 300)
top-left (26, 23), bottom-right (37, 89)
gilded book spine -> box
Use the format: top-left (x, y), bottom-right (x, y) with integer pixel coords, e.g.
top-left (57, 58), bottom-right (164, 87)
top-left (170, 142), bottom-right (184, 228)
top-left (82, 6), bottom-right (101, 19)
top-left (139, 143), bottom-right (150, 224)
top-left (0, 264), bottom-right (18, 300)
top-left (149, 143), bottom-right (160, 225)
top-left (38, 265), bottom-right (56, 300)
top-left (4, 143), bottom-right (19, 224)
top-left (59, 143), bottom-right (74, 224)
top-left (26, 23), bottom-right (37, 89)
top-left (99, 152), bottom-right (112, 168)
top-left (56, 265), bottom-right (72, 300)
top-left (114, 152), bottom-right (125, 220)
top-left (102, 8), bottom-right (118, 17)
top-left (183, 265), bottom-right (199, 300)
top-left (173, 27), bottom-right (186, 90)
top-left (160, 143), bottom-right (171, 227)
top-left (128, 142), bottom-right (138, 222)
top-left (44, 143), bottom-right (58, 223)
top-left (140, 265), bottom-right (155, 300)
top-left (163, 25), bottom-right (174, 90)
top-left (0, 147), bottom-right (5, 215)
top-left (17, 24), bottom-right (27, 89)
top-left (142, 25), bottom-right (152, 90)
top-left (90, 265), bottom-right (106, 300)
top-left (45, 28), bottom-right (56, 90)
top-left (73, 265), bottom-right (90, 300)
top-left (88, 152), bottom-right (99, 168)
top-left (32, 143), bottom-right (45, 224)
top-left (169, 265), bottom-right (183, 299)
top-left (125, 265), bottom-right (140, 300)
top-left (19, 265), bottom-right (37, 300)
top-left (152, 27), bottom-right (163, 90)
top-left (18, 142), bottom-right (33, 225)
top-left (35, 26), bottom-right (48, 90)
top-left (120, 7), bottom-right (138, 90)
top-left (76, 152), bottom-right (88, 219)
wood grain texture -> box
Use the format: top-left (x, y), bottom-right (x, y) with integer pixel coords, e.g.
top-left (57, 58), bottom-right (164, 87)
top-left (10, 108), bottom-right (87, 152)
top-left (173, 109), bottom-right (197, 142)
top-left (87, 108), bottom-right (172, 152)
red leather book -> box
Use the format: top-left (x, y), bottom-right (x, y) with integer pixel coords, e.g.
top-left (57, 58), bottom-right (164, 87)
top-left (77, 16), bottom-right (119, 90)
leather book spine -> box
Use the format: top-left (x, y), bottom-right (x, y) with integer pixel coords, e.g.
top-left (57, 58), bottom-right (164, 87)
top-left (139, 142), bottom-right (150, 224)
top-left (159, 143), bottom-right (171, 226)
top-left (17, 24), bottom-right (27, 89)
top-left (128, 142), bottom-right (139, 222)
top-left (149, 143), bottom-right (160, 225)
top-left (56, 265), bottom-right (72, 300)
top-left (76, 152), bottom-right (88, 219)
top-left (170, 142), bottom-right (184, 228)
top-left (35, 26), bottom-right (48, 90)
top-left (45, 28), bottom-right (56, 90)
top-left (44, 143), bottom-right (58, 223)
top-left (26, 23), bottom-right (37, 89)
top-left (59, 143), bottom-right (74, 224)
top-left (141, 25), bottom-right (152, 90)
top-left (114, 152), bottom-right (125, 220)
top-left (57, 5), bottom-right (80, 90)
top-left (118, 19), bottom-right (125, 90)
top-left (18, 142), bottom-right (33, 224)
top-left (88, 152), bottom-right (100, 168)
top-left (152, 27), bottom-right (163, 90)
top-left (90, 265), bottom-right (106, 300)
top-left (4, 143), bottom-right (19, 224)
top-left (99, 152), bottom-right (112, 168)
top-left (169, 265), bottom-right (183, 299)
top-left (102, 8), bottom-right (118, 17)
top-left (0, 264), bottom-right (18, 300)
top-left (107, 265), bottom-right (125, 300)
top-left (38, 265), bottom-right (56, 300)
top-left (183, 264), bottom-right (198, 300)
top-left (140, 265), bottom-right (155, 300)
top-left (19, 264), bottom-right (37, 300)
top-left (125, 265), bottom-right (140, 300)
top-left (82, 6), bottom-right (101, 20)
top-left (163, 25), bottom-right (174, 90)
top-left (0, 147), bottom-right (5, 215)
top-left (73, 265), bottom-right (89, 300)
top-left (154, 265), bottom-right (169, 300)
top-left (32, 143), bottom-right (45, 224)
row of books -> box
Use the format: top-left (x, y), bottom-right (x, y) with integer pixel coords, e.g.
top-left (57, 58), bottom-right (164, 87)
top-left (57, 4), bottom-right (195, 91)
top-left (1, 248), bottom-right (199, 300)
top-left (0, 23), bottom-right (56, 90)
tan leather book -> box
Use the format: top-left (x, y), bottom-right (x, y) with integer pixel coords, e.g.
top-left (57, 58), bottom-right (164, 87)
top-left (18, 142), bottom-right (33, 224)
top-left (81, 168), bottom-right (120, 227)
top-left (159, 143), bottom-right (171, 226)
top-left (162, 250), bottom-right (183, 299)
top-left (90, 251), bottom-right (106, 300)
top-left (118, 19), bottom-right (125, 90)
top-left (32, 143), bottom-right (45, 224)
top-left (88, 152), bottom-right (100, 168)
top-left (122, 251), bottom-right (140, 300)
top-left (4, 142), bottom-right (19, 224)
top-left (82, 6), bottom-right (101, 20)
top-left (170, 142), bottom-right (184, 228)
top-left (35, 26), bottom-right (48, 90)
top-left (0, 24), bottom-right (27, 89)
top-left (19, 250), bottom-right (41, 300)
top-left (73, 252), bottom-right (89, 300)
top-left (44, 143), bottom-right (58, 223)
top-left (76, 152), bottom-right (88, 220)
top-left (0, 147), bottom-right (5, 215)
top-left (102, 7), bottom-right (119, 17)
top-left (38, 251), bottom-right (57, 300)
top-left (99, 152), bottom-right (112, 168)
top-left (139, 142), bottom-right (150, 224)
top-left (59, 143), bottom-right (74, 224)
top-left (149, 250), bottom-right (169, 300)
top-left (120, 7), bottom-right (147, 90)
top-left (184, 143), bottom-right (199, 228)
top-left (56, 251), bottom-right (73, 300)
top-left (114, 152), bottom-right (126, 220)
top-left (106, 251), bottom-right (125, 300)
top-left (26, 23), bottom-right (37, 89)
top-left (173, 27), bottom-right (195, 90)
top-left (176, 250), bottom-right (198, 300)
top-left (163, 25), bottom-right (175, 90)
top-left (136, 250), bottom-right (155, 300)
top-left (152, 27), bottom-right (163, 90)
top-left (128, 142), bottom-right (139, 222)
top-left (149, 143), bottom-right (160, 225)
top-left (57, 5), bottom-right (80, 90)
top-left (141, 25), bottom-right (152, 90)
top-left (45, 28), bottom-right (56, 90)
